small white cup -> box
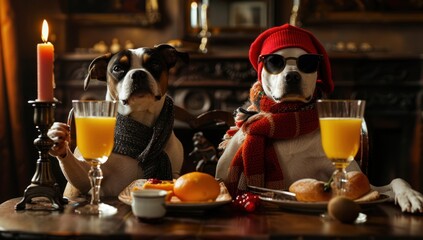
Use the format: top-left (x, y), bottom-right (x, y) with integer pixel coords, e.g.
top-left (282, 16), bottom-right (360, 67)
top-left (131, 189), bottom-right (167, 223)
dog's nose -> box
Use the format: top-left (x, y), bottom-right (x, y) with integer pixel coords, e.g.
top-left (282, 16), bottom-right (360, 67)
top-left (285, 71), bottom-right (301, 85)
top-left (132, 70), bottom-right (147, 81)
top-left (130, 70), bottom-right (150, 93)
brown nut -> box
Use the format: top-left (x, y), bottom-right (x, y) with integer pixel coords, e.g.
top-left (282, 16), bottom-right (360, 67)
top-left (328, 196), bottom-right (361, 224)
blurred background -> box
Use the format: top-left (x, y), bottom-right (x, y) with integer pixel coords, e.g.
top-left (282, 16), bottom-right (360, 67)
top-left (1, 0), bottom-right (422, 202)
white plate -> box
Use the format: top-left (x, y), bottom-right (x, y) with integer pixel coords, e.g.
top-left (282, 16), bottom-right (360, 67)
top-left (118, 179), bottom-right (232, 211)
top-left (260, 193), bottom-right (391, 213)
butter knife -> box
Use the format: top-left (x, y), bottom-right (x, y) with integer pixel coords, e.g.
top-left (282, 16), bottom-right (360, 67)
top-left (247, 185), bottom-right (297, 201)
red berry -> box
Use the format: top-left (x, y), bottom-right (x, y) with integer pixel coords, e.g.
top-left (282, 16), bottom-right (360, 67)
top-left (244, 201), bottom-right (256, 212)
top-left (232, 192), bottom-right (260, 213)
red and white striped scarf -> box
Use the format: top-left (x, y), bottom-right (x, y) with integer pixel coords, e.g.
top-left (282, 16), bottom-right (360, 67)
top-left (226, 95), bottom-right (319, 197)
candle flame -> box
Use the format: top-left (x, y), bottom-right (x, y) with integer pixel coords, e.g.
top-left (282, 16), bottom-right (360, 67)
top-left (41, 20), bottom-right (49, 43)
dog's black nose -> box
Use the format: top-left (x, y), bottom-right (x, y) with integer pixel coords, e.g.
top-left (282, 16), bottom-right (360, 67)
top-left (132, 70), bottom-right (147, 81)
top-left (285, 71), bottom-right (301, 85)
top-left (130, 70), bottom-right (150, 94)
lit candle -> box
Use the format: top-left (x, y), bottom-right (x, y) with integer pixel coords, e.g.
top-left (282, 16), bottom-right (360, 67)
top-left (37, 19), bottom-right (54, 101)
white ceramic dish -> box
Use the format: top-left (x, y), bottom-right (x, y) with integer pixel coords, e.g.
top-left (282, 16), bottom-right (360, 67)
top-left (119, 179), bottom-right (232, 211)
top-left (260, 193), bottom-right (391, 213)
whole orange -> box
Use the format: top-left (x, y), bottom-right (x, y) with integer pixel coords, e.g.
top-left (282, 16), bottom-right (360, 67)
top-left (173, 172), bottom-right (220, 202)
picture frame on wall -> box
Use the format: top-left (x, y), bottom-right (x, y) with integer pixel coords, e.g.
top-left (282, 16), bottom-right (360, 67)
top-left (184, 0), bottom-right (275, 40)
top-left (229, 1), bottom-right (267, 28)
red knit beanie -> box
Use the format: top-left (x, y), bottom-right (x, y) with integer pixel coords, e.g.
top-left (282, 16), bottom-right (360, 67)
top-left (249, 24), bottom-right (334, 94)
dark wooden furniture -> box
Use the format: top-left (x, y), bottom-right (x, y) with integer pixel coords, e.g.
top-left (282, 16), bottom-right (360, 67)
top-left (174, 106), bottom-right (235, 175)
top-left (1, 197), bottom-right (423, 239)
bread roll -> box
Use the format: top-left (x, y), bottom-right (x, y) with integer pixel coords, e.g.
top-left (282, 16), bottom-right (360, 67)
top-left (288, 178), bottom-right (331, 202)
top-left (344, 171), bottom-right (371, 199)
top-left (289, 171), bottom-right (371, 202)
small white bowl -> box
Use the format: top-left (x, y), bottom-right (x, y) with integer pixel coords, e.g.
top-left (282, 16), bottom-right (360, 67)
top-left (131, 189), bottom-right (167, 223)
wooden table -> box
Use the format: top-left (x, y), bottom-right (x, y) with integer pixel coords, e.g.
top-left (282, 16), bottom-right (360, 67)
top-left (0, 197), bottom-right (422, 239)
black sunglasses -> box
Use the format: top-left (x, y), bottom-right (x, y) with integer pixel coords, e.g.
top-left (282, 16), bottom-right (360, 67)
top-left (258, 54), bottom-right (323, 74)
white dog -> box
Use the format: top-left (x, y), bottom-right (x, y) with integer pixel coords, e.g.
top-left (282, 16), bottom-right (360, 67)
top-left (48, 44), bottom-right (187, 197)
top-left (216, 24), bottom-right (423, 213)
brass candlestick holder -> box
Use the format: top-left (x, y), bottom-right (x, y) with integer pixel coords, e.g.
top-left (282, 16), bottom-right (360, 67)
top-left (15, 100), bottom-right (68, 211)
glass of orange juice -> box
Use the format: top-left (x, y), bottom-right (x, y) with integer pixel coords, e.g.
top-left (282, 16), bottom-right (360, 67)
top-left (316, 99), bottom-right (366, 196)
top-left (71, 100), bottom-right (118, 216)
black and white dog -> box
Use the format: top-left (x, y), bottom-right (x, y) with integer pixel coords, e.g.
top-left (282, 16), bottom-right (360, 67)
top-left (48, 44), bottom-right (187, 197)
top-left (216, 24), bottom-right (423, 213)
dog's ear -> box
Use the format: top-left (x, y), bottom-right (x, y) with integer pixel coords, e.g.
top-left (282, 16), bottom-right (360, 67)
top-left (154, 44), bottom-right (189, 69)
top-left (84, 53), bottom-right (112, 90)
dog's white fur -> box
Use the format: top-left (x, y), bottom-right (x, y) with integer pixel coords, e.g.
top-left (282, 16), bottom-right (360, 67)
top-left (216, 48), bottom-right (423, 213)
top-left (48, 48), bottom-right (183, 197)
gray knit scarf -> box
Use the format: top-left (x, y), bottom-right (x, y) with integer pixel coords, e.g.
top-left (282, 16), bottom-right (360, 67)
top-left (112, 96), bottom-right (174, 180)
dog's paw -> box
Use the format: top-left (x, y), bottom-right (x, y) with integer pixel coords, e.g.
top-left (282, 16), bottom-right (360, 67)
top-left (48, 122), bottom-right (71, 158)
top-left (218, 139), bottom-right (229, 150)
top-left (391, 178), bottom-right (423, 213)
top-left (234, 107), bottom-right (257, 128)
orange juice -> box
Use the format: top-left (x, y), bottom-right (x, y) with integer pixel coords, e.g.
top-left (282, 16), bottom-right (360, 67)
top-left (319, 117), bottom-right (362, 167)
top-left (75, 116), bottom-right (116, 164)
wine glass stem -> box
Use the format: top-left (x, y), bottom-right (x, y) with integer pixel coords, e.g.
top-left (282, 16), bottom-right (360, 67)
top-left (333, 167), bottom-right (347, 196)
top-left (88, 164), bottom-right (103, 205)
